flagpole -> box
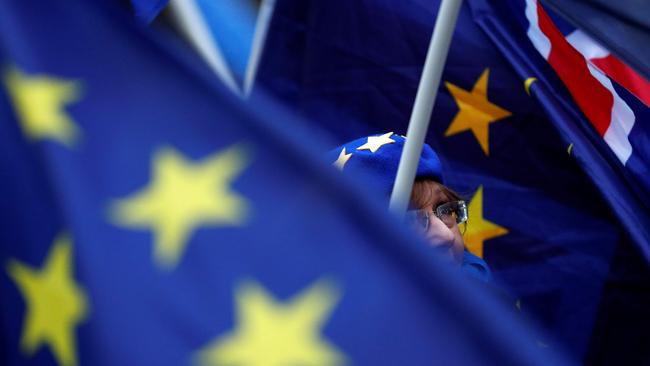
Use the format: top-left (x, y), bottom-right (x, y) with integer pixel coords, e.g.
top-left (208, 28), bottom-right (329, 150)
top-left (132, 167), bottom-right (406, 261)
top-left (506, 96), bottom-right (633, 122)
top-left (389, 0), bottom-right (463, 215)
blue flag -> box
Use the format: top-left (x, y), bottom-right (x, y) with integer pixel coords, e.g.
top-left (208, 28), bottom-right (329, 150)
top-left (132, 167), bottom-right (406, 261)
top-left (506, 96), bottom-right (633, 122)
top-left (131, 0), bottom-right (168, 22)
top-left (256, 0), bottom-right (650, 362)
top-left (0, 1), bottom-right (567, 365)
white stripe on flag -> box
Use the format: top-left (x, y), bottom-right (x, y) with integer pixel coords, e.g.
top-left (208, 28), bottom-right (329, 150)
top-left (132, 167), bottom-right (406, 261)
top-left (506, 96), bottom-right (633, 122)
top-left (524, 0), bottom-right (551, 59)
top-left (567, 31), bottom-right (635, 164)
top-left (565, 30), bottom-right (609, 60)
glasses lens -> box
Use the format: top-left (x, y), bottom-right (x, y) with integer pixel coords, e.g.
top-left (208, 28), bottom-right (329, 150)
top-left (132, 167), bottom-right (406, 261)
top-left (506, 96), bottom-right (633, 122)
top-left (405, 210), bottom-right (430, 231)
top-left (435, 200), bottom-right (467, 225)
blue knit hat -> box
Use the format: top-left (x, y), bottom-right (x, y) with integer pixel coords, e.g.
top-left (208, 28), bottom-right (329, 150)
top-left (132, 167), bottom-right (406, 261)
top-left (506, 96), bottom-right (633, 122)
top-left (328, 132), bottom-right (443, 198)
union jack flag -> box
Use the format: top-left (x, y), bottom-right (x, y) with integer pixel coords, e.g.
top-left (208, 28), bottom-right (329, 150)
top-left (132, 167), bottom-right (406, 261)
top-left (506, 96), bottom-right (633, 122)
top-left (525, 0), bottom-right (649, 165)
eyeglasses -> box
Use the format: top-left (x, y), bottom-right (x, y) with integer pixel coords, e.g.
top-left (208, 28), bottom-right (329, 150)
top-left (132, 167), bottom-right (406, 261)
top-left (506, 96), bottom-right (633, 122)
top-left (405, 200), bottom-right (468, 231)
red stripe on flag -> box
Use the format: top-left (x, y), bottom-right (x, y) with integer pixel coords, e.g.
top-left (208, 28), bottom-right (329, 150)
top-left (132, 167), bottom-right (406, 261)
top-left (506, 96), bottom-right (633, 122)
top-left (536, 5), bottom-right (613, 136)
top-left (591, 55), bottom-right (650, 107)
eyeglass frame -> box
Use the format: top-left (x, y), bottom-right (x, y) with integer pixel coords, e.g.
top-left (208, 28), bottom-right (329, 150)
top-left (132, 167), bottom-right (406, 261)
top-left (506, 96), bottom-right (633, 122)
top-left (405, 200), bottom-right (468, 231)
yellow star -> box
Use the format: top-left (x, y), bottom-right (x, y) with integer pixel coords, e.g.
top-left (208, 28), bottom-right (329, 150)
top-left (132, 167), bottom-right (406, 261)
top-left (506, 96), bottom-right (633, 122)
top-left (110, 145), bottom-right (250, 269)
top-left (332, 147), bottom-right (352, 170)
top-left (356, 132), bottom-right (395, 153)
top-left (3, 68), bottom-right (82, 147)
top-left (444, 69), bottom-right (511, 155)
top-left (464, 185), bottom-right (508, 258)
top-left (197, 279), bottom-right (345, 366)
top-left (6, 233), bottom-right (88, 366)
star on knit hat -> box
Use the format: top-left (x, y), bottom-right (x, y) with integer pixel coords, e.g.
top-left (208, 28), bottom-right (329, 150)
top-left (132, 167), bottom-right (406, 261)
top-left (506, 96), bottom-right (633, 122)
top-left (328, 133), bottom-right (443, 198)
top-left (332, 147), bottom-right (352, 170)
top-left (356, 132), bottom-right (395, 153)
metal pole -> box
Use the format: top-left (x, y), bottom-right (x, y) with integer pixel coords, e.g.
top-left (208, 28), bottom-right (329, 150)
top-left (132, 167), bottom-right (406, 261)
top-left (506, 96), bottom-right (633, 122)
top-left (388, 0), bottom-right (463, 215)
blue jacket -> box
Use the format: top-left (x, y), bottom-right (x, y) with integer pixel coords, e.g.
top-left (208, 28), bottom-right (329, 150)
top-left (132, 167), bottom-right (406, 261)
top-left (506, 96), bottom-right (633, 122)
top-left (462, 250), bottom-right (492, 283)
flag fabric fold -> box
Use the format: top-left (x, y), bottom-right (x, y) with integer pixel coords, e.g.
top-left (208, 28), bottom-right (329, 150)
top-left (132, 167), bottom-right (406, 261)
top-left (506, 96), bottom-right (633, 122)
top-left (540, 0), bottom-right (650, 81)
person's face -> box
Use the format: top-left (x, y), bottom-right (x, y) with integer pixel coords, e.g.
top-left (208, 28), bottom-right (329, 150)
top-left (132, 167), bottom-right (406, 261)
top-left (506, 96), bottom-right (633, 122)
top-left (410, 182), bottom-right (465, 265)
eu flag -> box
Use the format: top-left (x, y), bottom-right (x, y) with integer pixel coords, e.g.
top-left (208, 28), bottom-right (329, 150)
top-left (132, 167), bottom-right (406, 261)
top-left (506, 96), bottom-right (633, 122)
top-left (0, 1), bottom-right (567, 365)
top-left (256, 0), bottom-right (650, 363)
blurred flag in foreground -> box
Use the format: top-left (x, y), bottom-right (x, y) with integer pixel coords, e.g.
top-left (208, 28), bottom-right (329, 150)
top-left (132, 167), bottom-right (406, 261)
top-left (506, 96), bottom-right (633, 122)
top-left (0, 1), bottom-right (566, 365)
top-left (256, 0), bottom-right (650, 363)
